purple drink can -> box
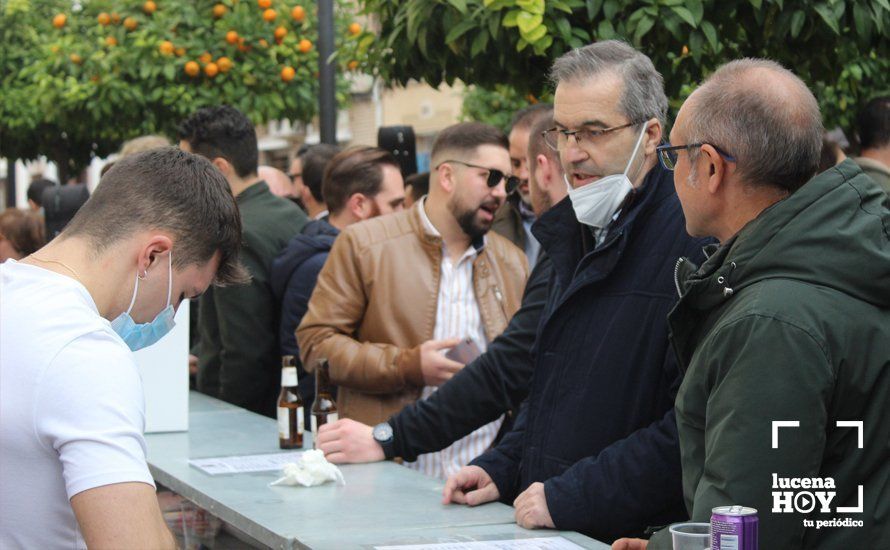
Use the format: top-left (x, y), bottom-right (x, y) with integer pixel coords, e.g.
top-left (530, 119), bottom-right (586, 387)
top-left (711, 505), bottom-right (758, 550)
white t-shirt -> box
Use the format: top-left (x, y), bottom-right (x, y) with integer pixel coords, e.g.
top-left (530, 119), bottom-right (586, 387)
top-left (0, 260), bottom-right (154, 549)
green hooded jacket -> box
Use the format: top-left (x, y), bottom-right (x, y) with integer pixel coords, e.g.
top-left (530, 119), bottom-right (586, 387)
top-left (651, 160), bottom-right (889, 549)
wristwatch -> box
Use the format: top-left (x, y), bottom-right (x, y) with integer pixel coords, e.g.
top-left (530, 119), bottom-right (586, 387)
top-left (372, 422), bottom-right (395, 459)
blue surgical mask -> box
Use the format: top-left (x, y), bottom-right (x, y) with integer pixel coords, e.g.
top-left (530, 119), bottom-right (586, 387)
top-left (111, 251), bottom-right (176, 351)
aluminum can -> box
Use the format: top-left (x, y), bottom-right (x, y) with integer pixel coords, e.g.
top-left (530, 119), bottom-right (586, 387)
top-left (711, 505), bottom-right (758, 550)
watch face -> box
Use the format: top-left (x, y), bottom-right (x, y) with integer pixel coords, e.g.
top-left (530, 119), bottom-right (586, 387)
top-left (373, 422), bottom-right (393, 442)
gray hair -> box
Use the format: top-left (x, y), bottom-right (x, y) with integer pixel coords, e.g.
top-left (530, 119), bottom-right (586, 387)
top-left (685, 58), bottom-right (823, 193)
top-left (550, 40), bottom-right (668, 126)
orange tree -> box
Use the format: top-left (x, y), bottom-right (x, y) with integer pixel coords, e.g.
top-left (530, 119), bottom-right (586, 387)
top-left (0, 0), bottom-right (373, 180)
top-left (360, 0), bottom-right (889, 132)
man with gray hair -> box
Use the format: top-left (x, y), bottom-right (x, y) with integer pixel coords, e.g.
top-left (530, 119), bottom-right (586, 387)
top-left (444, 41), bottom-right (707, 542)
top-left (615, 59), bottom-right (890, 550)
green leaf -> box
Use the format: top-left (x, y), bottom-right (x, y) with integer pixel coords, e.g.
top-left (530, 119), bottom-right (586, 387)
top-left (447, 0), bottom-right (468, 15)
top-left (597, 19), bottom-right (615, 39)
top-left (524, 24), bottom-right (548, 43)
top-left (670, 6), bottom-right (697, 27)
top-left (662, 15), bottom-right (682, 40)
top-left (701, 20), bottom-right (718, 50)
top-left (470, 30), bottom-right (489, 56)
top-left (516, 12), bottom-right (543, 34)
top-left (874, 0), bottom-right (890, 11)
top-left (686, 0), bottom-right (704, 24)
top-left (445, 20), bottom-right (476, 43)
top-left (586, 0), bottom-right (604, 19)
top-left (814, 3), bottom-right (841, 34)
top-left (556, 17), bottom-right (573, 42)
top-left (633, 16), bottom-right (655, 44)
top-left (749, 0), bottom-right (762, 9)
top-left (516, 0), bottom-right (545, 15)
top-left (790, 10), bottom-right (806, 38)
top-left (603, 0), bottom-right (619, 20)
top-left (516, 37), bottom-right (529, 51)
top-left (503, 10), bottom-right (521, 27)
top-left (689, 31), bottom-right (703, 63)
top-left (551, 1), bottom-right (574, 14)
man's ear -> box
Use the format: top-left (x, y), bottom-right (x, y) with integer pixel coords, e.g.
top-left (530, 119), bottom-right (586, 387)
top-left (700, 144), bottom-right (728, 195)
top-left (137, 234), bottom-right (174, 275)
top-left (642, 118), bottom-right (663, 156)
top-left (535, 154), bottom-right (552, 190)
top-left (346, 193), bottom-right (369, 220)
top-left (436, 162), bottom-right (456, 194)
top-left (211, 157), bottom-right (231, 178)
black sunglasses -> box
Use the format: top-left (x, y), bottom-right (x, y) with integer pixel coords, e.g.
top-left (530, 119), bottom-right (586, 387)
top-left (436, 159), bottom-right (520, 194)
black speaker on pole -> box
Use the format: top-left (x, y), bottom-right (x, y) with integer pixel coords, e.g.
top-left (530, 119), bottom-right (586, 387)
top-left (42, 183), bottom-right (90, 239)
top-left (377, 126), bottom-right (417, 178)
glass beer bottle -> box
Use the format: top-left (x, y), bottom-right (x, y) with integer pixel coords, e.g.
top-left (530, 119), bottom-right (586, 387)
top-left (311, 358), bottom-right (338, 445)
top-left (277, 355), bottom-right (304, 449)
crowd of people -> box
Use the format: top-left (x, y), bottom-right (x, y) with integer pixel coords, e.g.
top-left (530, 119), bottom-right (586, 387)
top-left (1, 39), bottom-right (888, 549)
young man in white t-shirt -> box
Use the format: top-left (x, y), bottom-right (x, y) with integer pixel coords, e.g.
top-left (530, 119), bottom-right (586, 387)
top-left (0, 147), bottom-right (248, 549)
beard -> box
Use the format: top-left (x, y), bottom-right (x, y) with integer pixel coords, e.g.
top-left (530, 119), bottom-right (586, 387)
top-left (449, 195), bottom-right (499, 241)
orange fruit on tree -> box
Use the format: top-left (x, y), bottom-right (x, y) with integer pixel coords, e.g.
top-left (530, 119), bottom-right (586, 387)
top-left (185, 61), bottom-right (200, 77)
top-left (105, 36), bottom-right (118, 47)
top-left (263, 8), bottom-right (277, 22)
top-left (281, 66), bottom-right (295, 82)
top-left (204, 62), bottom-right (219, 77)
top-left (199, 52), bottom-right (213, 64)
top-left (274, 26), bottom-right (287, 40)
top-left (348, 23), bottom-right (361, 36)
top-left (97, 12), bottom-right (111, 26)
top-left (69, 53), bottom-right (83, 64)
top-left (213, 4), bottom-right (227, 18)
top-left (291, 5), bottom-right (305, 22)
top-left (50, 45), bottom-right (60, 54)
top-left (226, 30), bottom-right (239, 44)
top-left (258, 0), bottom-right (272, 8)
top-left (259, 38), bottom-right (269, 48)
top-left (347, 60), bottom-right (359, 70)
top-left (298, 39), bottom-right (312, 53)
top-left (144, 1), bottom-right (157, 15)
top-left (53, 13), bottom-right (67, 28)
top-left (175, 47), bottom-right (185, 56)
top-left (111, 13), bottom-right (121, 24)
top-left (159, 40), bottom-right (175, 55)
top-left (124, 17), bottom-right (138, 31)
top-left (217, 56), bottom-right (233, 72)
top-left (681, 45), bottom-right (690, 56)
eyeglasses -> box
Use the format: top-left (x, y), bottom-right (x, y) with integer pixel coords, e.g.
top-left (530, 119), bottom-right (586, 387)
top-left (542, 121), bottom-right (644, 151)
top-left (656, 143), bottom-right (737, 171)
top-left (436, 159), bottom-right (520, 194)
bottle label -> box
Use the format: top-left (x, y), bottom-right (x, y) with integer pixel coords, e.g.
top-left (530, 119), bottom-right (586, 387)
top-left (277, 406), bottom-right (289, 439)
top-left (297, 408), bottom-right (304, 435)
top-left (311, 412), bottom-right (338, 434)
top-left (281, 367), bottom-right (298, 387)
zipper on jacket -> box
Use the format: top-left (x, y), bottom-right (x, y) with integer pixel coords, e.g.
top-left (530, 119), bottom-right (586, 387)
top-left (673, 257), bottom-right (686, 297)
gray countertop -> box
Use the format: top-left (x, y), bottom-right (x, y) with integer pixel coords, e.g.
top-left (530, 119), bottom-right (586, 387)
top-left (145, 392), bottom-right (609, 550)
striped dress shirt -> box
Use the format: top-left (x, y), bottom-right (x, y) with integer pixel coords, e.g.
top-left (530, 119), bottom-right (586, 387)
top-left (403, 199), bottom-right (504, 479)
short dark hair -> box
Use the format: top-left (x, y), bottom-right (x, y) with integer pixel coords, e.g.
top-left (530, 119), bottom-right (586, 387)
top-left (323, 146), bottom-right (400, 214)
top-left (27, 178), bottom-right (56, 207)
top-left (300, 144), bottom-right (340, 203)
top-left (0, 208), bottom-right (45, 256)
top-left (856, 96), bottom-right (890, 151)
top-left (430, 122), bottom-right (509, 161)
top-left (510, 103), bottom-right (553, 133)
top-left (63, 147), bottom-right (248, 286)
top-left (177, 105), bottom-right (258, 178)
top-left (404, 172), bottom-right (430, 202)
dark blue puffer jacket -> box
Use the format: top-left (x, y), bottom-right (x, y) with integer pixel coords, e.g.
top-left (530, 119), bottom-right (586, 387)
top-left (270, 219), bottom-right (340, 403)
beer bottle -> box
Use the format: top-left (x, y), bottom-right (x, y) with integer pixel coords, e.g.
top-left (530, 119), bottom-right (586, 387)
top-left (310, 358), bottom-right (338, 444)
top-left (277, 355), bottom-right (304, 449)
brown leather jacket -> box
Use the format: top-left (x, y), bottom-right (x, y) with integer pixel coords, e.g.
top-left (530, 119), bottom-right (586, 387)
top-left (296, 204), bottom-right (528, 426)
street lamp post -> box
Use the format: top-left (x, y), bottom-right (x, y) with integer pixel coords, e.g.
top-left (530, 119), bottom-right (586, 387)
top-left (317, 0), bottom-right (336, 145)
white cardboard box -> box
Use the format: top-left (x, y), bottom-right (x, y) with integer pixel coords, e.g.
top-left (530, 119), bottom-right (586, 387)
top-left (134, 300), bottom-right (190, 433)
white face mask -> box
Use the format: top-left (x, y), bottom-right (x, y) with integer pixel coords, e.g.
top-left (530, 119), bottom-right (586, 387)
top-left (565, 124), bottom-right (649, 229)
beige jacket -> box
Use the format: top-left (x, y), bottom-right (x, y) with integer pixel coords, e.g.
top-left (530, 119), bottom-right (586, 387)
top-left (296, 203), bottom-right (528, 426)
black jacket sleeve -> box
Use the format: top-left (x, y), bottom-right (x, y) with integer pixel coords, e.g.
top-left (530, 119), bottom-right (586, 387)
top-left (387, 254), bottom-right (553, 461)
top-left (469, 400), bottom-right (529, 503)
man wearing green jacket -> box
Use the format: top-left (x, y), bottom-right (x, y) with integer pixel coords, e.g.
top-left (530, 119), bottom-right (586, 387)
top-left (179, 106), bottom-right (307, 417)
top-left (617, 60), bottom-right (889, 550)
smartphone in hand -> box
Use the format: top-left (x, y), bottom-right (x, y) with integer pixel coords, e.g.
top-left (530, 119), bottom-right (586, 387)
top-left (444, 337), bottom-right (481, 364)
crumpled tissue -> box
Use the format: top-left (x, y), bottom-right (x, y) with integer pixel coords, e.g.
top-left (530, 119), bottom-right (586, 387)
top-left (270, 449), bottom-right (345, 487)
